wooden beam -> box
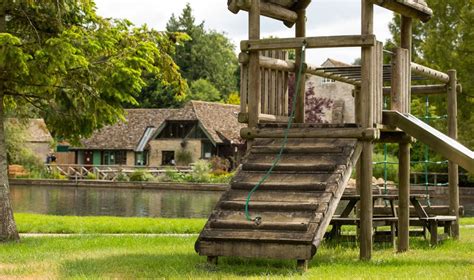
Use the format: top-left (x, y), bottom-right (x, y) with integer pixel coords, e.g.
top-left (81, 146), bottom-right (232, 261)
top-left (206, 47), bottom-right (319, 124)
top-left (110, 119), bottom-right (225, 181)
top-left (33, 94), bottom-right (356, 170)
top-left (228, 0), bottom-right (298, 27)
top-left (240, 127), bottom-right (380, 140)
top-left (247, 0), bottom-right (261, 128)
top-left (383, 85), bottom-right (451, 96)
top-left (306, 64), bottom-right (361, 86)
top-left (294, 5), bottom-right (306, 123)
top-left (369, 0), bottom-right (433, 23)
top-left (259, 56), bottom-right (296, 72)
top-left (411, 63), bottom-right (450, 83)
top-left (447, 69), bottom-right (459, 239)
top-left (241, 35), bottom-right (377, 51)
top-left (359, 0), bottom-right (374, 262)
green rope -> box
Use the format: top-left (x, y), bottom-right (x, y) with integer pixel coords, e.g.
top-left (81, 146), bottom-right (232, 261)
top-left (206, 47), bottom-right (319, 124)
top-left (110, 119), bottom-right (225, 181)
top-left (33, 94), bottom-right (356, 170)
top-left (245, 43), bottom-right (307, 223)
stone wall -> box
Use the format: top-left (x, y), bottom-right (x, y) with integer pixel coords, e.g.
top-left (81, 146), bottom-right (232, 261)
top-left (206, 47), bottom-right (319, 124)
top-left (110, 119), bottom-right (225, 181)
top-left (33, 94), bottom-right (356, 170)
top-left (148, 139), bottom-right (202, 166)
top-left (306, 75), bottom-right (355, 123)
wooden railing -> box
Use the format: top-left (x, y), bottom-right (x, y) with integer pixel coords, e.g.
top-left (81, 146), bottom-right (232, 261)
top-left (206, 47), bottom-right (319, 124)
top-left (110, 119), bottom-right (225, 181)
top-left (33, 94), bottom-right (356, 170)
top-left (45, 164), bottom-right (191, 181)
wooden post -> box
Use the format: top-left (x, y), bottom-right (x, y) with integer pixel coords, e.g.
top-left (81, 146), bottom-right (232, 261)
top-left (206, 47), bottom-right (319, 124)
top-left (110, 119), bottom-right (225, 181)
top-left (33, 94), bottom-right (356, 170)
top-left (359, 0), bottom-right (374, 261)
top-left (447, 69), bottom-right (459, 239)
top-left (398, 142), bottom-right (410, 252)
top-left (398, 15), bottom-right (412, 253)
top-left (294, 6), bottom-right (306, 123)
top-left (248, 0), bottom-right (261, 129)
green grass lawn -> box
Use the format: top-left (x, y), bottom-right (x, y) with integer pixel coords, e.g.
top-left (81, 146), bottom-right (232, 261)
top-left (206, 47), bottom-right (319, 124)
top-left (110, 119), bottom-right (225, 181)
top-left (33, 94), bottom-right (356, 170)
top-left (15, 213), bottom-right (206, 234)
top-left (0, 214), bottom-right (471, 279)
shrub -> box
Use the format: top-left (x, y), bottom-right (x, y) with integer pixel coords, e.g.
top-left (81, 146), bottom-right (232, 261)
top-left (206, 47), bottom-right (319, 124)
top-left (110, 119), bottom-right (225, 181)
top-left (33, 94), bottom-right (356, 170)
top-left (209, 172), bottom-right (235, 183)
top-left (372, 152), bottom-right (399, 183)
top-left (209, 156), bottom-right (230, 173)
top-left (85, 173), bottom-right (97, 180)
top-left (115, 172), bottom-right (129, 182)
top-left (191, 160), bottom-right (211, 183)
top-left (176, 149), bottom-right (193, 166)
top-left (129, 169), bottom-right (155, 182)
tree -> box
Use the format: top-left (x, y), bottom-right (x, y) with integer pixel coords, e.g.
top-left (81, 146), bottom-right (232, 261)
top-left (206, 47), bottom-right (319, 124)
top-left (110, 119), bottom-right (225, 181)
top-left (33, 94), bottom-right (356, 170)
top-left (188, 79), bottom-right (221, 102)
top-left (386, 0), bottom-right (474, 149)
top-left (166, 3), bottom-right (238, 98)
top-left (0, 0), bottom-right (187, 241)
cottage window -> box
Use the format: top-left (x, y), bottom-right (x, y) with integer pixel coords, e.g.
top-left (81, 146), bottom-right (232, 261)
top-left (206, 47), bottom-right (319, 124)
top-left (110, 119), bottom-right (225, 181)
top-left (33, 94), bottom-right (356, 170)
top-left (135, 151), bottom-right (148, 166)
top-left (159, 122), bottom-right (195, 138)
top-left (102, 151), bottom-right (126, 165)
top-left (201, 141), bottom-right (215, 159)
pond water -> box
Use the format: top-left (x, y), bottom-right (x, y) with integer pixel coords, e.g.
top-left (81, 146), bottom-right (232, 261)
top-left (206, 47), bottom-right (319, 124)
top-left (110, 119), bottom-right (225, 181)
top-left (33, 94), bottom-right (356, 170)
top-left (10, 185), bottom-right (222, 218)
top-left (9, 185), bottom-right (474, 218)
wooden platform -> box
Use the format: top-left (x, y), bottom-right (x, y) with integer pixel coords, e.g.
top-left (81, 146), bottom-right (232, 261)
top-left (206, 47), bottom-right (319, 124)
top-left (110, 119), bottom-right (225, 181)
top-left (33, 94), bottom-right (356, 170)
top-left (195, 137), bottom-right (361, 262)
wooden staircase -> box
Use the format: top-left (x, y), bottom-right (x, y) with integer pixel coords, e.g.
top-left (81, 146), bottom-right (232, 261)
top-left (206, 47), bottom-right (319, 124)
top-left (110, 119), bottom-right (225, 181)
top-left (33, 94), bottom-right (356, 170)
top-left (195, 137), bottom-right (362, 263)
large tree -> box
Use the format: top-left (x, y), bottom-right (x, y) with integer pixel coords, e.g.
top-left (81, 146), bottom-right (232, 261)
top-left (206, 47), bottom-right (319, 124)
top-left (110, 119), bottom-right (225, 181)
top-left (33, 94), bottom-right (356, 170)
top-left (166, 3), bottom-right (238, 99)
top-left (0, 0), bottom-right (187, 241)
top-left (386, 0), bottom-right (474, 149)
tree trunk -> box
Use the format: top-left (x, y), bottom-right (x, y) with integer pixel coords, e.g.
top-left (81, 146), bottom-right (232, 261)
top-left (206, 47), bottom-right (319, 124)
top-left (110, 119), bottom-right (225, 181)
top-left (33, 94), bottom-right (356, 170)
top-left (0, 0), bottom-right (20, 242)
top-left (0, 94), bottom-right (20, 242)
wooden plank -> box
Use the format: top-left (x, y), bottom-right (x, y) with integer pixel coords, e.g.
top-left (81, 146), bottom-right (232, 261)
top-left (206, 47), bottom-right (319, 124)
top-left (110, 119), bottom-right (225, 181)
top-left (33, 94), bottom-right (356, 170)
top-left (241, 127), bottom-right (380, 140)
top-left (241, 35), bottom-right (377, 51)
top-left (447, 69), bottom-right (460, 239)
top-left (200, 229), bottom-right (314, 244)
top-left (270, 52), bottom-right (277, 115)
top-left (198, 241), bottom-right (314, 260)
top-left (259, 55), bottom-right (296, 72)
top-left (248, 0), bottom-right (261, 128)
top-left (224, 189), bottom-right (333, 204)
top-left (210, 220), bottom-right (309, 231)
top-left (228, 0), bottom-right (298, 26)
top-left (306, 64), bottom-right (361, 86)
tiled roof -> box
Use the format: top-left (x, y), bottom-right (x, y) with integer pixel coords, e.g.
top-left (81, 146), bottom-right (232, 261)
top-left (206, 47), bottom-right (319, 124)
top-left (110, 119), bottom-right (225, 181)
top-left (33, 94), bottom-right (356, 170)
top-left (322, 58), bottom-right (352, 68)
top-left (74, 101), bottom-right (245, 150)
top-left (190, 101), bottom-right (245, 144)
top-left (75, 109), bottom-right (176, 150)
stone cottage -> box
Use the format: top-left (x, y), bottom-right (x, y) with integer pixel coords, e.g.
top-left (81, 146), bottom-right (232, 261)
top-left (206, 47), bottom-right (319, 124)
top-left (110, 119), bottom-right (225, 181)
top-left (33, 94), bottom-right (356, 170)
top-left (71, 101), bottom-right (245, 167)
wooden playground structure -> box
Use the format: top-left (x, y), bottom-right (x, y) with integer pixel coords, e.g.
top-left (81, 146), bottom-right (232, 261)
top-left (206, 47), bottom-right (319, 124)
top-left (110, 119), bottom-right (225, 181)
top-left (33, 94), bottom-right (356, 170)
top-left (195, 0), bottom-right (474, 270)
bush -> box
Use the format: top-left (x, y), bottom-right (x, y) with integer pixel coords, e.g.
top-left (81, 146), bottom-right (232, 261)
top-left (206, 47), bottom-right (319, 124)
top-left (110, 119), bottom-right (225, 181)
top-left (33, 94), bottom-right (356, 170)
top-left (209, 156), bottom-right (230, 173)
top-left (372, 152), bottom-right (399, 183)
top-left (190, 160), bottom-right (211, 183)
top-left (176, 149), bottom-right (193, 166)
top-left (209, 172), bottom-right (235, 183)
top-left (85, 173), bottom-right (97, 180)
top-left (115, 172), bottom-right (129, 182)
top-left (129, 169), bottom-right (155, 182)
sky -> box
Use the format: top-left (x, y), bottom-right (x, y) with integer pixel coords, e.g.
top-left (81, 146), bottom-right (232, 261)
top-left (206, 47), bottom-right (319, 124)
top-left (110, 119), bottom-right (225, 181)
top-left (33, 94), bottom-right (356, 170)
top-left (94, 0), bottom-right (395, 65)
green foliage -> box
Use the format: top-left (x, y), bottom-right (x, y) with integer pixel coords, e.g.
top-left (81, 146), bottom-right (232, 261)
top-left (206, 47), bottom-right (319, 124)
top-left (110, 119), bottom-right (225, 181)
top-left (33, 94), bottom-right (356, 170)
top-left (84, 173), bottom-right (97, 180)
top-left (175, 149), bottom-right (193, 166)
top-left (128, 169), bottom-right (154, 182)
top-left (190, 160), bottom-right (211, 183)
top-left (372, 152), bottom-right (399, 183)
top-left (209, 156), bottom-right (230, 174)
top-left (115, 172), bottom-right (129, 182)
top-left (226, 92), bottom-right (240, 105)
top-left (188, 79), bottom-right (221, 102)
top-left (166, 3), bottom-right (238, 99)
top-left (2, 0), bottom-right (187, 143)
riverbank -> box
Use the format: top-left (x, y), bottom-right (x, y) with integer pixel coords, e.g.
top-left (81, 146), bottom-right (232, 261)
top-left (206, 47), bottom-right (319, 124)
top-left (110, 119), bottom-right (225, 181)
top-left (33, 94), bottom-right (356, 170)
top-left (10, 178), bottom-right (228, 191)
top-left (0, 224), bottom-right (472, 279)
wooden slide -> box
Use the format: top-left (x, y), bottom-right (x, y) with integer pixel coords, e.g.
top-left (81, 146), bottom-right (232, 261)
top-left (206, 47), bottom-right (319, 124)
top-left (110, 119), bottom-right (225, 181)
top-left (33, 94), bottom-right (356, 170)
top-left (195, 137), bottom-right (362, 261)
top-left (383, 111), bottom-right (474, 173)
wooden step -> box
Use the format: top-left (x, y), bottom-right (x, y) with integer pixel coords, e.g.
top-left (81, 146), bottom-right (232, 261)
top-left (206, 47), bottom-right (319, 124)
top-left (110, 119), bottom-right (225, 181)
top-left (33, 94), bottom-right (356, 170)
top-left (253, 138), bottom-right (357, 148)
top-left (242, 160), bottom-right (337, 172)
top-left (197, 241), bottom-right (315, 260)
top-left (223, 190), bottom-right (333, 204)
top-left (214, 210), bottom-right (323, 224)
top-left (219, 201), bottom-right (320, 212)
top-left (200, 228), bottom-right (315, 244)
top-left (251, 146), bottom-right (344, 154)
top-left (231, 180), bottom-right (328, 191)
top-left (209, 220), bottom-right (309, 231)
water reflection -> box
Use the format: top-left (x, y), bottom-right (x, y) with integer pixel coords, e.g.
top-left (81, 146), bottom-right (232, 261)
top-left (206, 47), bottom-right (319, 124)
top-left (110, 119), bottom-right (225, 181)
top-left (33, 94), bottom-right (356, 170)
top-left (10, 185), bottom-right (222, 218)
top-left (9, 185), bottom-right (474, 218)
